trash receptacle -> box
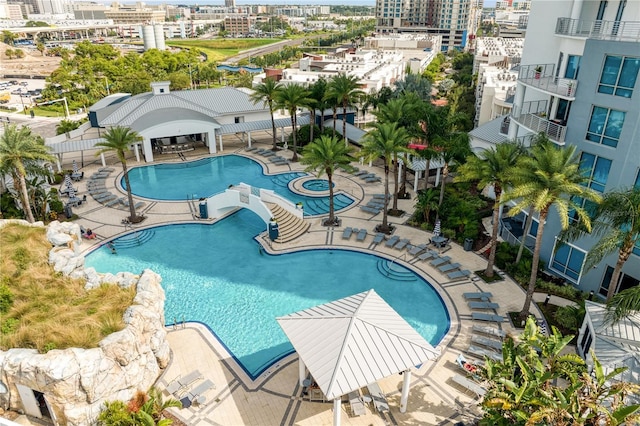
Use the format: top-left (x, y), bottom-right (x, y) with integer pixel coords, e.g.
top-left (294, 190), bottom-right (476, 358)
top-left (464, 238), bottom-right (474, 251)
top-left (64, 204), bottom-right (73, 218)
top-left (268, 221), bottom-right (279, 241)
top-left (199, 199), bottom-right (208, 219)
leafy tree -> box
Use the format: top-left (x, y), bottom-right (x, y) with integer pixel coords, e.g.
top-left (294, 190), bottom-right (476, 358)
top-left (276, 84), bottom-right (313, 162)
top-left (36, 41), bottom-right (45, 56)
top-left (561, 186), bottom-right (640, 302)
top-left (455, 141), bottom-right (525, 277)
top-left (360, 123), bottom-right (411, 233)
top-left (2, 30), bottom-right (17, 45)
top-left (325, 73), bottom-right (364, 146)
top-left (95, 127), bottom-right (143, 223)
top-left (98, 386), bottom-right (181, 426)
top-left (415, 188), bottom-right (439, 225)
top-left (301, 135), bottom-right (354, 226)
top-left (503, 137), bottom-right (602, 321)
top-left (392, 72), bottom-right (432, 101)
top-left (250, 78), bottom-right (282, 151)
top-left (0, 125), bottom-right (55, 223)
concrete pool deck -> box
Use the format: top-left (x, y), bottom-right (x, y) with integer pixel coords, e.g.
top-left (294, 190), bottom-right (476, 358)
top-left (61, 133), bottom-right (544, 426)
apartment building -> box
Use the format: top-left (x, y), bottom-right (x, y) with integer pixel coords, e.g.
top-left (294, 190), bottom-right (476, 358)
top-left (506, 0), bottom-right (639, 298)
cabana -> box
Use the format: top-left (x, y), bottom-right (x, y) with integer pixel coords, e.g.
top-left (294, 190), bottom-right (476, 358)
top-left (276, 289), bottom-right (441, 425)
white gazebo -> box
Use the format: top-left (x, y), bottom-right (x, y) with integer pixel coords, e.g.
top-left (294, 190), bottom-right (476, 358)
top-left (276, 289), bottom-right (441, 425)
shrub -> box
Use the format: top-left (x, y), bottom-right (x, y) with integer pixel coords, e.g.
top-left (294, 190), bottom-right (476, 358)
top-left (536, 280), bottom-right (585, 302)
top-left (0, 192), bottom-right (24, 219)
top-left (554, 303), bottom-right (586, 333)
top-left (0, 281), bottom-right (14, 314)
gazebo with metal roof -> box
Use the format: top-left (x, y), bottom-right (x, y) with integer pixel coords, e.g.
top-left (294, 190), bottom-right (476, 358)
top-left (276, 289), bottom-right (441, 425)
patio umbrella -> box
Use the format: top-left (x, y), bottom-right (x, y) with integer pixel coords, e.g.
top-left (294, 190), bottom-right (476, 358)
top-left (63, 174), bottom-right (74, 194)
top-left (433, 219), bottom-right (441, 237)
top-left (72, 160), bottom-right (79, 175)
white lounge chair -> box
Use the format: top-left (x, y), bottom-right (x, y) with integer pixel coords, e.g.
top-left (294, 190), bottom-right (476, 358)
top-left (348, 390), bottom-right (366, 416)
top-left (366, 382), bottom-right (389, 413)
top-left (451, 374), bottom-right (486, 397)
top-left (166, 370), bottom-right (203, 396)
top-left (180, 378), bottom-right (215, 408)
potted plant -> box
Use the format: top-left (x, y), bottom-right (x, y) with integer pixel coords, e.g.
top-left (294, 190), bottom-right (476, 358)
top-left (534, 66), bottom-right (542, 79)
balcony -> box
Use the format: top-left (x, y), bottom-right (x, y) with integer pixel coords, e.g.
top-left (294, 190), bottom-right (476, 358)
top-left (518, 64), bottom-right (577, 99)
top-left (555, 17), bottom-right (640, 42)
top-left (511, 101), bottom-right (567, 144)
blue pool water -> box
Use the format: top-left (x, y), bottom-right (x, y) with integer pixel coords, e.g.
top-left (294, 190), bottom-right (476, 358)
top-left (85, 210), bottom-right (450, 379)
top-left (124, 155), bottom-right (353, 216)
top-left (302, 179), bottom-right (333, 191)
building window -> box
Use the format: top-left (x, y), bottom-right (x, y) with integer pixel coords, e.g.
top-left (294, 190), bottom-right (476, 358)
top-left (598, 55), bottom-right (640, 98)
top-left (565, 55), bottom-right (581, 79)
top-left (635, 169), bottom-right (640, 188)
top-left (551, 240), bottom-right (586, 282)
top-left (586, 106), bottom-right (625, 148)
top-left (599, 266), bottom-right (640, 297)
top-left (579, 152), bottom-right (612, 193)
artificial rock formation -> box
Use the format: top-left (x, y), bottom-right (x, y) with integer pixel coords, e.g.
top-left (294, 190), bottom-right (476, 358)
top-left (0, 220), bottom-right (170, 425)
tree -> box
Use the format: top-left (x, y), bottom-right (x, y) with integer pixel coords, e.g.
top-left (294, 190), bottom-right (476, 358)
top-left (95, 127), bottom-right (143, 223)
top-left (309, 77), bottom-right (329, 133)
top-left (301, 135), bottom-right (354, 226)
top-left (360, 122), bottom-right (411, 233)
top-left (98, 386), bottom-right (181, 426)
top-left (606, 285), bottom-right (640, 324)
top-left (56, 119), bottom-right (82, 135)
top-left (455, 141), bottom-right (525, 277)
top-left (325, 73), bottom-right (364, 146)
top-left (276, 84), bottom-right (313, 162)
top-left (36, 41), bottom-right (46, 56)
top-left (0, 125), bottom-right (55, 223)
top-left (433, 124), bottom-right (471, 219)
top-left (250, 77), bottom-right (281, 151)
top-left (503, 137), bottom-right (602, 321)
top-left (415, 188), bottom-right (439, 225)
top-left (2, 30), bottom-right (17, 45)
top-left (561, 186), bottom-right (640, 302)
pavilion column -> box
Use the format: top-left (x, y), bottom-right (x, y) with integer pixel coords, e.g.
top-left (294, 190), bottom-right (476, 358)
top-left (134, 143), bottom-right (140, 162)
top-left (298, 357), bottom-right (306, 386)
top-left (247, 132), bottom-right (252, 148)
top-left (281, 127), bottom-right (285, 144)
top-left (400, 369), bottom-right (411, 413)
top-left (207, 131), bottom-right (216, 154)
top-left (142, 138), bottom-right (153, 163)
top-left (333, 397), bottom-right (341, 426)
top-left (435, 167), bottom-right (441, 186)
top-left (397, 160), bottom-right (402, 182)
top-left (100, 153), bottom-right (106, 167)
top-left (218, 133), bottom-right (223, 152)
top-left (414, 170), bottom-right (420, 191)
top-left (55, 154), bottom-right (62, 172)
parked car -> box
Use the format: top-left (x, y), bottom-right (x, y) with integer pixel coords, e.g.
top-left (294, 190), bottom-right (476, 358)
top-left (11, 89), bottom-right (23, 95)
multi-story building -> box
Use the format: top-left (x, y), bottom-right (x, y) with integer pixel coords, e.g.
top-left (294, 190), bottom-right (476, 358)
top-left (374, 0), bottom-right (473, 51)
top-left (224, 15), bottom-right (251, 37)
top-left (104, 3), bottom-right (165, 25)
top-left (224, 0), bottom-right (235, 7)
top-left (505, 0), bottom-right (639, 299)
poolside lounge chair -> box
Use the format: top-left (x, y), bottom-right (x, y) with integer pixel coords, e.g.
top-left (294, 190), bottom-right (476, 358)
top-left (468, 301), bottom-right (500, 310)
top-left (394, 239), bottom-right (410, 250)
top-left (371, 233), bottom-right (385, 245)
top-left (360, 205), bottom-right (381, 215)
top-left (408, 244), bottom-right (428, 256)
top-left (467, 345), bottom-right (503, 362)
top-left (180, 379), bottom-right (215, 408)
top-left (447, 270), bottom-right (471, 281)
top-left (353, 170), bottom-right (369, 177)
top-left (438, 262), bottom-right (461, 273)
top-left (385, 235), bottom-right (400, 247)
top-left (105, 197), bottom-right (124, 207)
top-left (245, 146), bottom-right (257, 152)
top-left (451, 374), bottom-right (486, 398)
top-left (430, 256), bottom-right (451, 267)
top-left (342, 227), bottom-right (354, 239)
top-left (366, 382), bottom-right (389, 413)
top-left (356, 229), bottom-right (367, 242)
top-left (359, 173), bottom-right (375, 180)
top-left (471, 312), bottom-right (505, 322)
top-left (472, 325), bottom-right (506, 339)
top-left (463, 292), bottom-right (493, 300)
top-left (365, 176), bottom-right (381, 183)
top-left (372, 193), bottom-right (390, 200)
top-left (166, 370), bottom-right (203, 396)
top-left (99, 167), bottom-right (115, 173)
top-left (348, 390), bottom-right (366, 417)
top-left (416, 250), bottom-right (437, 262)
top-left (472, 335), bottom-right (503, 351)
top-left (367, 201), bottom-right (385, 209)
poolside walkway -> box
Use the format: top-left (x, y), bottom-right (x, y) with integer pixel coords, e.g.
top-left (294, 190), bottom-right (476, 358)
top-left (64, 132), bottom-right (548, 426)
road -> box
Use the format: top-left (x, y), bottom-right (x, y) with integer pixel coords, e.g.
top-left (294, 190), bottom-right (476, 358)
top-left (223, 35), bottom-right (322, 64)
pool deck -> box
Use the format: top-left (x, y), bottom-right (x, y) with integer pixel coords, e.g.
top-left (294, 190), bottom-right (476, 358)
top-left (64, 133), bottom-right (547, 426)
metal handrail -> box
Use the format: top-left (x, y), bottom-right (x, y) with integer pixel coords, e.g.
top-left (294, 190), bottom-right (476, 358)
top-left (518, 64), bottom-right (578, 98)
top-left (556, 17), bottom-right (640, 42)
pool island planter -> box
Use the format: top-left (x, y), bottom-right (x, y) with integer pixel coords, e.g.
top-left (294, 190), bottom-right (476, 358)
top-left (0, 220), bottom-right (170, 426)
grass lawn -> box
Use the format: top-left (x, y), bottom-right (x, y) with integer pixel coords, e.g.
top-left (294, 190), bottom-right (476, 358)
top-left (166, 38), bottom-right (282, 62)
top-left (0, 223), bottom-right (136, 352)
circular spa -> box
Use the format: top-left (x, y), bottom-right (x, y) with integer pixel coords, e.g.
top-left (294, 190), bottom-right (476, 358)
top-left (301, 179), bottom-right (334, 192)
top-left (86, 211), bottom-right (450, 379)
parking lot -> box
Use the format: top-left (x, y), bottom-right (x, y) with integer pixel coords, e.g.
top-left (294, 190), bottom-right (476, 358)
top-left (0, 79), bottom-right (47, 112)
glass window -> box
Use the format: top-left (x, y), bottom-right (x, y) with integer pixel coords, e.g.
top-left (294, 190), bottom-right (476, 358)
top-left (586, 106), bottom-right (625, 147)
top-left (551, 241), bottom-right (586, 282)
top-left (635, 169), bottom-right (640, 189)
top-left (598, 55), bottom-right (640, 98)
top-left (580, 152), bottom-right (612, 193)
top-left (565, 55), bottom-right (581, 79)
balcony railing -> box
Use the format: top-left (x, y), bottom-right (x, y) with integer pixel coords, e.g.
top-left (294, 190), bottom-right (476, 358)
top-left (556, 17), bottom-right (640, 42)
top-left (511, 101), bottom-right (566, 144)
top-left (518, 64), bottom-right (577, 98)
top-left (500, 116), bottom-right (510, 135)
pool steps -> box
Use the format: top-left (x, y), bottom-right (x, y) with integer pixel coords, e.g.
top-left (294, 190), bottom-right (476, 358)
top-left (376, 260), bottom-right (418, 282)
top-left (265, 203), bottom-right (310, 243)
top-left (110, 229), bottom-right (155, 249)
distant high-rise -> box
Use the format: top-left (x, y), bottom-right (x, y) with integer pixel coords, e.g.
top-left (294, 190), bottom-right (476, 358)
top-left (225, 0), bottom-right (235, 7)
top-left (375, 0), bottom-right (476, 51)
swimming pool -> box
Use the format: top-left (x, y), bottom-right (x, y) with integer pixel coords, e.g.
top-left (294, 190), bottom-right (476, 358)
top-left (302, 179), bottom-right (333, 191)
top-left (85, 210), bottom-right (450, 379)
top-left (123, 155), bottom-right (353, 215)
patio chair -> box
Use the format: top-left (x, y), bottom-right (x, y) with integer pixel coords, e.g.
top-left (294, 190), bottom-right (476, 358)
top-left (353, 170), bottom-right (369, 177)
top-left (467, 345), bottom-right (503, 362)
top-left (408, 244), bottom-right (428, 256)
top-left (71, 172), bottom-right (84, 181)
top-left (360, 205), bottom-right (381, 215)
top-left (472, 325), bottom-right (506, 339)
top-left (447, 270), bottom-right (471, 281)
top-left (342, 227), bottom-right (354, 240)
top-left (348, 390), bottom-right (366, 417)
top-left (468, 301), bottom-right (500, 310)
top-left (463, 292), bottom-right (493, 300)
top-left (371, 233), bottom-right (385, 246)
top-left (366, 382), bottom-right (389, 413)
top-left (180, 378), bottom-right (215, 408)
top-left (394, 239), bottom-right (410, 250)
top-left (438, 262), bottom-right (461, 273)
top-left (451, 374), bottom-right (486, 398)
top-left (385, 235), bottom-right (400, 248)
top-left (471, 312), bottom-right (505, 323)
top-left (471, 335), bottom-right (503, 351)
top-left (365, 176), bottom-right (381, 183)
top-left (166, 370), bottom-right (203, 396)
top-left (356, 229), bottom-right (367, 242)
top-left (430, 256), bottom-right (451, 267)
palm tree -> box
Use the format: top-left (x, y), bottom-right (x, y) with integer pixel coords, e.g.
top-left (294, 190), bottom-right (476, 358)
top-left (455, 141), bottom-right (525, 277)
top-left (95, 126), bottom-right (143, 223)
top-left (360, 122), bottom-right (411, 233)
top-left (301, 135), bottom-right (354, 226)
top-left (607, 286), bottom-right (640, 324)
top-left (276, 83), bottom-right (313, 162)
top-left (0, 124), bottom-right (55, 223)
top-left (503, 138), bottom-right (602, 321)
top-left (415, 188), bottom-right (439, 225)
top-left (308, 77), bottom-right (328, 135)
top-left (249, 77), bottom-right (281, 151)
top-left (433, 130), bottom-right (471, 219)
top-left (325, 74), bottom-right (364, 146)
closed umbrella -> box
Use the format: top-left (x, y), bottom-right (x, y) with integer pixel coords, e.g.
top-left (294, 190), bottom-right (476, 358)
top-left (67, 187), bottom-right (80, 204)
top-left (71, 160), bottom-right (83, 180)
top-left (72, 160), bottom-right (79, 175)
top-left (63, 174), bottom-right (74, 194)
top-left (433, 219), bottom-right (441, 237)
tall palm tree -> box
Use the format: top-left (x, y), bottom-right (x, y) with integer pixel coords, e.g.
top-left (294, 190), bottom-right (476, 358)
top-left (504, 138), bottom-right (602, 321)
top-left (561, 186), bottom-right (640, 302)
top-left (360, 122), bottom-right (411, 233)
top-left (95, 126), bottom-right (143, 223)
top-left (301, 135), bottom-right (354, 226)
top-left (433, 130), bottom-right (471, 219)
top-left (0, 124), bottom-right (55, 223)
top-left (276, 83), bottom-right (313, 162)
top-left (455, 141), bottom-right (525, 277)
top-left (607, 286), bottom-right (640, 324)
top-left (325, 73), bottom-right (364, 146)
top-left (308, 77), bottom-right (328, 134)
top-left (249, 77), bottom-right (281, 151)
